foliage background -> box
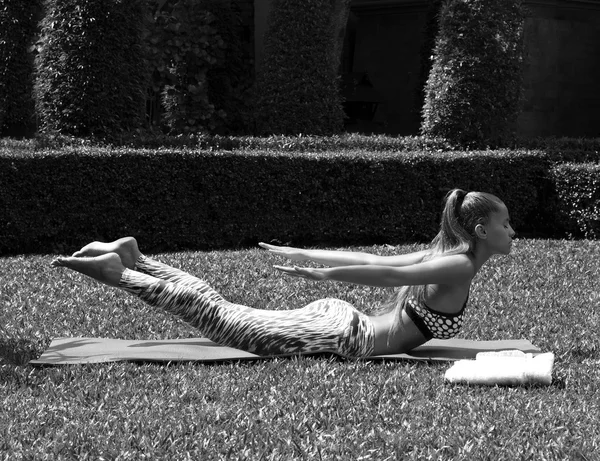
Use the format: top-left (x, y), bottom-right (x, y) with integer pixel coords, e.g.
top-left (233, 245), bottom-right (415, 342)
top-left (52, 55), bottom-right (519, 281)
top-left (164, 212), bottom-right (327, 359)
top-left (0, 0), bottom-right (39, 137)
top-left (34, 0), bottom-right (148, 138)
top-left (146, 0), bottom-right (253, 135)
top-left (421, 0), bottom-right (525, 147)
top-left (253, 0), bottom-right (345, 136)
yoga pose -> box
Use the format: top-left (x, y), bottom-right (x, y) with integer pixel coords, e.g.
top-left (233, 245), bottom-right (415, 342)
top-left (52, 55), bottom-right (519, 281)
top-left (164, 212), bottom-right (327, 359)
top-left (51, 189), bottom-right (515, 358)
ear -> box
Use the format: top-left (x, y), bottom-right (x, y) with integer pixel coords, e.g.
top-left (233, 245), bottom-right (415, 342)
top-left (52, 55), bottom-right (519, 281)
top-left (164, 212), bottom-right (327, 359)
top-left (474, 223), bottom-right (487, 239)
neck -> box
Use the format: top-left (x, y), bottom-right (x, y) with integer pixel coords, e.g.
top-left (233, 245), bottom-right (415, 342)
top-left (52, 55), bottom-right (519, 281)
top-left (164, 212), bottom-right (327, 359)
top-left (471, 246), bottom-right (493, 273)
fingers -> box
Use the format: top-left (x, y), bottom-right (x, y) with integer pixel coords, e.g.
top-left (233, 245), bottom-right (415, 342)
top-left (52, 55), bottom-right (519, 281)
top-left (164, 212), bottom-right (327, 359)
top-left (259, 242), bottom-right (283, 248)
top-left (273, 265), bottom-right (323, 281)
top-left (259, 242), bottom-right (283, 253)
top-left (259, 242), bottom-right (306, 263)
top-left (273, 265), bottom-right (299, 276)
top-left (273, 265), bottom-right (308, 279)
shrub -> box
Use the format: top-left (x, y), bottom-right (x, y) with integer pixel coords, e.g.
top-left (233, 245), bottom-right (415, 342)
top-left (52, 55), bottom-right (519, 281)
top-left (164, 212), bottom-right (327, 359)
top-left (0, 146), bottom-right (553, 255)
top-left (553, 163), bottom-right (600, 238)
top-left (34, 0), bottom-right (147, 139)
top-left (0, 0), bottom-right (39, 137)
top-left (421, 0), bottom-right (525, 148)
top-left (253, 0), bottom-right (344, 136)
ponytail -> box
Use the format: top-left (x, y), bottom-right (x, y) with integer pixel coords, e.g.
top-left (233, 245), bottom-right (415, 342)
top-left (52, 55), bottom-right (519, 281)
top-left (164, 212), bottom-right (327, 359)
top-left (433, 189), bottom-right (473, 255)
top-left (453, 189), bottom-right (468, 220)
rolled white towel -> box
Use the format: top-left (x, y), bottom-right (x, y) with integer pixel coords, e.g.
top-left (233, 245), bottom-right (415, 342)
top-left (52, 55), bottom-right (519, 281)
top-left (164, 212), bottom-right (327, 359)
top-left (444, 350), bottom-right (554, 386)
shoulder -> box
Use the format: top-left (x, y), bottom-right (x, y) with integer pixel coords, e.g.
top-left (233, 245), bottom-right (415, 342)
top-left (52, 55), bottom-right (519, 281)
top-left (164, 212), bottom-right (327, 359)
top-left (429, 253), bottom-right (476, 281)
top-left (440, 252), bottom-right (475, 267)
top-left (399, 252), bottom-right (475, 286)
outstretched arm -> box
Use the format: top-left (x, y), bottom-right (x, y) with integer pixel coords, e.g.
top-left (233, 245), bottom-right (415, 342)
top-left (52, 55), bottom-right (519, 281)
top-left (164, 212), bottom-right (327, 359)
top-left (259, 242), bottom-right (429, 267)
top-left (274, 254), bottom-right (474, 287)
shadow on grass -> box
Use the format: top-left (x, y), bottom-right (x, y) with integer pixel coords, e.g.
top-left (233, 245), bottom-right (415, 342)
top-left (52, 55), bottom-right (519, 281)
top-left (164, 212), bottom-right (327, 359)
top-left (566, 345), bottom-right (599, 361)
top-left (0, 338), bottom-right (43, 366)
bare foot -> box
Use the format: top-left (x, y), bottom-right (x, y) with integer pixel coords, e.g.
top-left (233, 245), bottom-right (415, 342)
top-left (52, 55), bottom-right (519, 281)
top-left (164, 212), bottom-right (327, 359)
top-left (51, 253), bottom-right (126, 288)
top-left (71, 237), bottom-right (141, 269)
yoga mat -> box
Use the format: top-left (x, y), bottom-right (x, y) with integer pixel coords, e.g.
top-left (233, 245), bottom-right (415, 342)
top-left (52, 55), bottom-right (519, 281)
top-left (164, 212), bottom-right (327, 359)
top-left (29, 337), bottom-right (541, 366)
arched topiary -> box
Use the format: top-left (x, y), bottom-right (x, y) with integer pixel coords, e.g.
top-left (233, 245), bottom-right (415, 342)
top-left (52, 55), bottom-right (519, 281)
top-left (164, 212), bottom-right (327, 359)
top-left (34, 0), bottom-right (147, 139)
top-left (253, 0), bottom-right (345, 136)
top-left (421, 0), bottom-right (525, 147)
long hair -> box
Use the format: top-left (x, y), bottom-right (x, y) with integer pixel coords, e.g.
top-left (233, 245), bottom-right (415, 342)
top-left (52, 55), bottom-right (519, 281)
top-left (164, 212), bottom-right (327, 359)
top-left (381, 189), bottom-right (504, 340)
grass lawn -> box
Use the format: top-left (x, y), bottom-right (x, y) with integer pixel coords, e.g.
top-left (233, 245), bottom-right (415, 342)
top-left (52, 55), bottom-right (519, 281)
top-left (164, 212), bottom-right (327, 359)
top-left (1, 239), bottom-right (599, 460)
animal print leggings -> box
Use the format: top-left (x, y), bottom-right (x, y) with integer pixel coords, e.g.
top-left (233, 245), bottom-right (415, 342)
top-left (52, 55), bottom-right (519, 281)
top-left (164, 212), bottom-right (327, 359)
top-left (118, 255), bottom-right (375, 358)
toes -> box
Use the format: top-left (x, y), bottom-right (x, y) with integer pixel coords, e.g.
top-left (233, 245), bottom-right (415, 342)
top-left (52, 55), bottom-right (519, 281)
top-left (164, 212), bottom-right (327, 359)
top-left (50, 257), bottom-right (66, 267)
top-left (51, 256), bottom-right (83, 268)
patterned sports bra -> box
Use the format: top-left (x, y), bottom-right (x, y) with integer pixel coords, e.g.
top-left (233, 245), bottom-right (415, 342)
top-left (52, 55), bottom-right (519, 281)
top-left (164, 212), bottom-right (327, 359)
top-left (404, 296), bottom-right (467, 340)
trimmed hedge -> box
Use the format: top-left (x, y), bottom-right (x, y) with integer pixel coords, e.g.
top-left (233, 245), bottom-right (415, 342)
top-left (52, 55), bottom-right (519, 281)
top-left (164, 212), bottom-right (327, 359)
top-left (253, 0), bottom-right (344, 135)
top-left (103, 133), bottom-right (456, 152)
top-left (421, 0), bottom-right (525, 147)
top-left (34, 0), bottom-right (147, 139)
top-left (516, 137), bottom-right (600, 164)
top-left (0, 0), bottom-right (39, 137)
top-left (25, 132), bottom-right (600, 164)
top-left (552, 163), bottom-right (600, 239)
top-left (1, 146), bottom-right (559, 255)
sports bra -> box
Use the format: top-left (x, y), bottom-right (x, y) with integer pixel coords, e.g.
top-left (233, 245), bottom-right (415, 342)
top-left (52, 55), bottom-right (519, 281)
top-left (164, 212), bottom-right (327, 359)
top-left (404, 296), bottom-right (467, 340)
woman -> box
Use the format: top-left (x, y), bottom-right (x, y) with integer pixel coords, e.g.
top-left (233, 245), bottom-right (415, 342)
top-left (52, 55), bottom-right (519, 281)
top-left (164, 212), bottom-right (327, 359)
top-left (51, 189), bottom-right (515, 357)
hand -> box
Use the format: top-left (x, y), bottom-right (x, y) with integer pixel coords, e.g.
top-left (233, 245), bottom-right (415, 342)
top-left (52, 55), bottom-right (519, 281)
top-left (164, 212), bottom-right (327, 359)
top-left (259, 242), bottom-right (308, 262)
top-left (273, 265), bottom-right (327, 281)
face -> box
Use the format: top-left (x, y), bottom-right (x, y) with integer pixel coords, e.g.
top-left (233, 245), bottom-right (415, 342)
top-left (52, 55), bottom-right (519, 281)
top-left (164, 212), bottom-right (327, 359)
top-left (479, 203), bottom-right (516, 255)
